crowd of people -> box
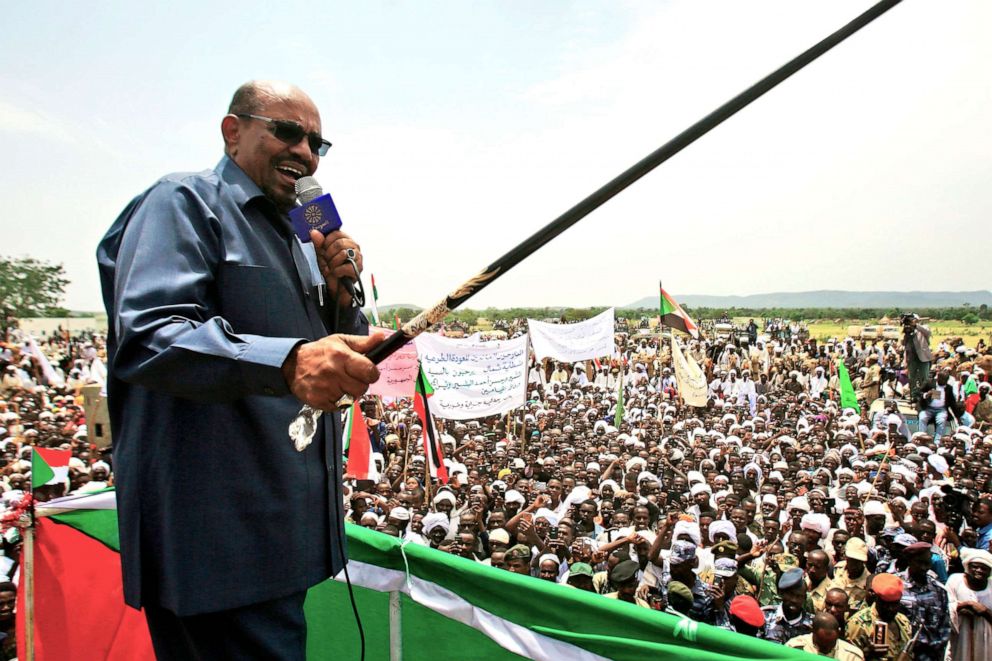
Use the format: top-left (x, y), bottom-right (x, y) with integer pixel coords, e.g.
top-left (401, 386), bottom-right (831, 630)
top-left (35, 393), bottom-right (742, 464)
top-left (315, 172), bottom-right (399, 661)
top-left (3, 316), bottom-right (992, 659)
top-left (347, 318), bottom-right (992, 660)
top-left (0, 325), bottom-right (112, 659)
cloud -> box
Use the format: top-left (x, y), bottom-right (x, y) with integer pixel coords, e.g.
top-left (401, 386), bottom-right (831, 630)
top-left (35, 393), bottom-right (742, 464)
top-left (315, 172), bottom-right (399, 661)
top-left (0, 99), bottom-right (78, 143)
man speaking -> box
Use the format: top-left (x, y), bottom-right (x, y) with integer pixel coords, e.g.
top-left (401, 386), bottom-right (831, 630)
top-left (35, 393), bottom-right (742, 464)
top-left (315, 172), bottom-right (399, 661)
top-left (97, 81), bottom-right (381, 659)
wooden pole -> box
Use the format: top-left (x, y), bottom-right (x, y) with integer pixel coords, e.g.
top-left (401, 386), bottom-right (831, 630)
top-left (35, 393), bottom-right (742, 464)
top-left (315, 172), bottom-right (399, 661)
top-left (24, 522), bottom-right (35, 661)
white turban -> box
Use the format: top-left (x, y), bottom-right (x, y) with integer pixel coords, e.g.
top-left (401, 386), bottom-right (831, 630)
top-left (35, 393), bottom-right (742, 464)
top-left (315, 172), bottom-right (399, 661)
top-left (535, 508), bottom-right (559, 527)
top-left (709, 519), bottom-right (737, 542)
top-left (626, 457), bottom-right (647, 472)
top-left (672, 520), bottom-right (702, 546)
top-left (961, 548), bottom-right (992, 569)
top-left (800, 513), bottom-right (831, 538)
top-left (433, 491), bottom-right (456, 506)
top-left (690, 483), bottom-right (712, 497)
top-left (599, 479), bottom-right (620, 494)
top-left (504, 490), bottom-right (525, 505)
top-left (422, 512), bottom-right (450, 534)
top-left (928, 454), bottom-right (949, 475)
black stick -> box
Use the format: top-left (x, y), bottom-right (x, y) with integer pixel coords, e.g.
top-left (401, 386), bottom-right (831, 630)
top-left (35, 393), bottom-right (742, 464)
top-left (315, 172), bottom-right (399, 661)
top-left (369, 0), bottom-right (902, 364)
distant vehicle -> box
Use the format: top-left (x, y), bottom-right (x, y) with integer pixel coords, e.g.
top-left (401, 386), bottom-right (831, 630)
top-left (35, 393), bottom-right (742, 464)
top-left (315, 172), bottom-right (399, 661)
top-left (860, 326), bottom-right (880, 339)
top-left (713, 322), bottom-right (734, 340)
top-left (881, 326), bottom-right (901, 340)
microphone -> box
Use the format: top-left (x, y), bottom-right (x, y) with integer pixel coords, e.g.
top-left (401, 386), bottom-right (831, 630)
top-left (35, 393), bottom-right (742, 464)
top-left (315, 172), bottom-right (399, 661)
top-left (291, 177), bottom-right (363, 307)
top-left (290, 176), bottom-right (342, 241)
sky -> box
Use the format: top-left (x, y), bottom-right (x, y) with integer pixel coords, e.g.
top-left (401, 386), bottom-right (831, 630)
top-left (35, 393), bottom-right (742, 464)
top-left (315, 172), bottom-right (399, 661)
top-left (1, 0), bottom-right (989, 312)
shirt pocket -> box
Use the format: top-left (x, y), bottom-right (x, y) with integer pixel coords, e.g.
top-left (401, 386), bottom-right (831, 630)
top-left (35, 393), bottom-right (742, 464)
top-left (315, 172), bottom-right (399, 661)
top-left (216, 262), bottom-right (270, 336)
top-left (216, 261), bottom-right (309, 338)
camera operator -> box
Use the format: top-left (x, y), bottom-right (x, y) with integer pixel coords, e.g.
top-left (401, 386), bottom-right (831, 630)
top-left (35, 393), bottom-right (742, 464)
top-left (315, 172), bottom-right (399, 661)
top-left (902, 313), bottom-right (932, 401)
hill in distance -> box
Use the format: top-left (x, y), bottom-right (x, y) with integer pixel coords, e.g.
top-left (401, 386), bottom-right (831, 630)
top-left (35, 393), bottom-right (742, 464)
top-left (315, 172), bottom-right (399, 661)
top-left (624, 290), bottom-right (992, 310)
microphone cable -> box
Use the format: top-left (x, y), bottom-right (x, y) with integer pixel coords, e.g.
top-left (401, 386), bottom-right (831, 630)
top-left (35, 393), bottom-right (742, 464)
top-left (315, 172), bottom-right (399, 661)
top-left (343, 249), bottom-right (365, 308)
top-left (331, 300), bottom-right (366, 661)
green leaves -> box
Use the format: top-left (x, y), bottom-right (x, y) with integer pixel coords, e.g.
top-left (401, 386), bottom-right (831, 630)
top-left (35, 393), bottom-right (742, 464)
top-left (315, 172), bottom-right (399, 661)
top-left (0, 255), bottom-right (69, 318)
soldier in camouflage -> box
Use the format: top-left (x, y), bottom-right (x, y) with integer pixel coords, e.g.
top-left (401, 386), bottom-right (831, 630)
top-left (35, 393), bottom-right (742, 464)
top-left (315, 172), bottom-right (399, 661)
top-left (846, 574), bottom-right (913, 661)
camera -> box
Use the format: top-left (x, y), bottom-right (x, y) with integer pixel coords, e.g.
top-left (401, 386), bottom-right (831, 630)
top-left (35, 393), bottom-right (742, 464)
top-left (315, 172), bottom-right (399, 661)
top-left (939, 484), bottom-right (973, 529)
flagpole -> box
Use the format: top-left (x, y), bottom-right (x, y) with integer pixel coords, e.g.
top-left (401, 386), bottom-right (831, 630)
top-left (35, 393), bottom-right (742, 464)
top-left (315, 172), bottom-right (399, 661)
top-left (361, 0), bottom-right (903, 367)
top-left (24, 516), bottom-right (36, 661)
top-left (416, 367), bottom-right (437, 502)
top-left (401, 429), bottom-right (411, 483)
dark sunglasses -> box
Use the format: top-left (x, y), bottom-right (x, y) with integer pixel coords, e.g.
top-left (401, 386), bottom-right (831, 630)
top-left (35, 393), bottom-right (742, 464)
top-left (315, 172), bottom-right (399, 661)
top-left (237, 113), bottom-right (332, 156)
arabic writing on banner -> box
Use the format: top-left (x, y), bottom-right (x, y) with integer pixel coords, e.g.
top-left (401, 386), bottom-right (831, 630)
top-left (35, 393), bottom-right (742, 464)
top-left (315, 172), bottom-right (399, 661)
top-left (527, 308), bottom-right (616, 362)
top-left (367, 330), bottom-right (420, 398)
top-left (672, 336), bottom-right (708, 407)
top-left (414, 333), bottom-right (528, 419)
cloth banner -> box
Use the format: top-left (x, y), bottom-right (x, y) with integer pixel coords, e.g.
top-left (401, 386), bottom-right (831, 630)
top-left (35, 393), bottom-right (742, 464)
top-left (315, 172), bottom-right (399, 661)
top-left (414, 333), bottom-right (528, 419)
top-left (672, 337), bottom-right (708, 407)
top-left (23, 489), bottom-right (813, 661)
top-left (527, 308), bottom-right (616, 362)
top-left (366, 329), bottom-right (419, 398)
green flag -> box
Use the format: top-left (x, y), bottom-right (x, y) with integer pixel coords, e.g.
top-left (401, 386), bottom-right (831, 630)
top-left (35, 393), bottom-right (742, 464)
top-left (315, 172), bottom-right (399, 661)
top-left (659, 283), bottom-right (699, 338)
top-left (32, 447), bottom-right (71, 490)
top-left (614, 369), bottom-right (624, 427)
top-left (836, 359), bottom-right (860, 412)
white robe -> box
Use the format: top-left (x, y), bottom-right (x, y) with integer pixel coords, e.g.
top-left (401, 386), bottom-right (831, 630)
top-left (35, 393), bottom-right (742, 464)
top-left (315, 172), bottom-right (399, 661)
top-left (946, 572), bottom-right (992, 661)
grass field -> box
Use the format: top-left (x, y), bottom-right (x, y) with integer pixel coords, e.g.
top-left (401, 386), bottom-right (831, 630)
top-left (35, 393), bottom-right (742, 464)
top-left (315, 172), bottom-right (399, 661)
top-left (465, 316), bottom-right (992, 348)
top-left (787, 320), bottom-right (991, 347)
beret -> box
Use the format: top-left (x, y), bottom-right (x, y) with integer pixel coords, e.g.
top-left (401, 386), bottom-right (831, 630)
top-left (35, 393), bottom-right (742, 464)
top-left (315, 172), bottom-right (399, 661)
top-left (778, 567), bottom-right (805, 591)
top-left (610, 559), bottom-right (640, 584)
top-left (505, 544), bottom-right (532, 560)
top-left (871, 573), bottom-right (904, 602)
top-left (730, 595), bottom-right (765, 627)
top-left (667, 580), bottom-right (694, 603)
top-left (569, 562), bottom-right (594, 578)
top-left (904, 541), bottom-right (932, 554)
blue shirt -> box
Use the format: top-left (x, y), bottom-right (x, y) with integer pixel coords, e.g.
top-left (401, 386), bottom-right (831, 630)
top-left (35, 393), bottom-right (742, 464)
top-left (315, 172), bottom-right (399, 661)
top-left (97, 156), bottom-right (367, 615)
top-left (977, 522), bottom-right (992, 551)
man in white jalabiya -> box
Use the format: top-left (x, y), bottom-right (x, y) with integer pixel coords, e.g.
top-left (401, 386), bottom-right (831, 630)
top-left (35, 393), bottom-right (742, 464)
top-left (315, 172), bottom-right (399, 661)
top-left (945, 548), bottom-right (992, 661)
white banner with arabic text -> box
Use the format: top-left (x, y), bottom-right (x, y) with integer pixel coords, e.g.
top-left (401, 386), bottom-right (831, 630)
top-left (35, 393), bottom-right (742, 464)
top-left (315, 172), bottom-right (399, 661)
top-left (414, 333), bottom-right (529, 419)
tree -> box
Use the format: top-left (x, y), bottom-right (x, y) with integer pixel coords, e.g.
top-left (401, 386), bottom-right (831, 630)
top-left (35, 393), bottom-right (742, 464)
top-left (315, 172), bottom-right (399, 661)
top-left (0, 256), bottom-right (70, 319)
top-left (963, 312), bottom-right (980, 325)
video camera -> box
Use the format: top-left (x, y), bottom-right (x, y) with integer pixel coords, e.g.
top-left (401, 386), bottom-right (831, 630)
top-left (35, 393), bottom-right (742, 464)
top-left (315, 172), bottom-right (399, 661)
top-left (939, 484), bottom-right (973, 530)
top-left (901, 313), bottom-right (918, 336)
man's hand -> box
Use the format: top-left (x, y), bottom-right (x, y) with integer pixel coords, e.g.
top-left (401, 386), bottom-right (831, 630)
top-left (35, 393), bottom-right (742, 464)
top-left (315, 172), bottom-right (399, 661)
top-left (282, 334), bottom-right (382, 409)
top-left (868, 642), bottom-right (890, 659)
top-left (311, 229), bottom-right (363, 308)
